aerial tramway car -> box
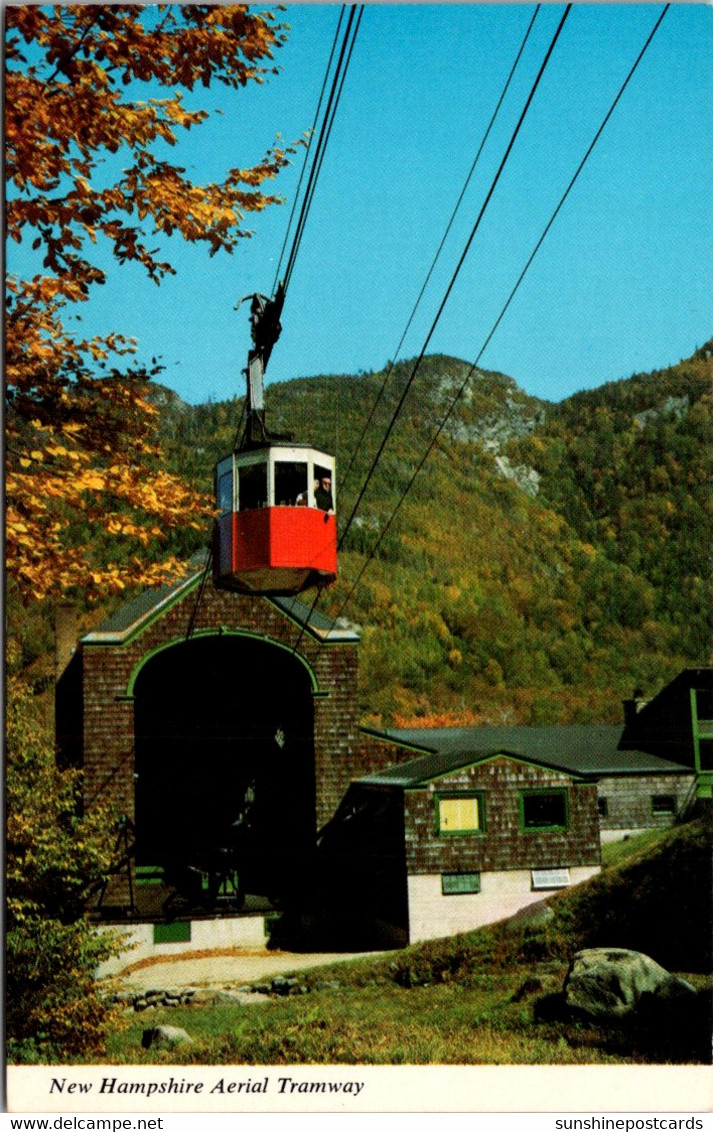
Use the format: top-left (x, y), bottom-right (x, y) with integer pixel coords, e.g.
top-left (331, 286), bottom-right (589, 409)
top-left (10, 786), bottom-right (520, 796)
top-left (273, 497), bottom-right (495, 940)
top-left (213, 284), bottom-right (338, 596)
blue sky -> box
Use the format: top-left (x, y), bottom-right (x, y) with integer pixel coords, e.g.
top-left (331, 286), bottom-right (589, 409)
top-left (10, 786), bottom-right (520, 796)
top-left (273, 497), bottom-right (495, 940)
top-left (10, 3), bottom-right (712, 405)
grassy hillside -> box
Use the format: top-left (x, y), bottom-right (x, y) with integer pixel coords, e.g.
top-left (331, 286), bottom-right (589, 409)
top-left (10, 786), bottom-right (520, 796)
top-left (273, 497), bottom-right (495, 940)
top-left (99, 819), bottom-right (711, 1066)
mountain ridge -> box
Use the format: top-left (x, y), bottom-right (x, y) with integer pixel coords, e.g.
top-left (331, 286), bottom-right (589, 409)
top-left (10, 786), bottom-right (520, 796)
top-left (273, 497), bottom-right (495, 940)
top-left (10, 344), bottom-right (709, 729)
top-left (145, 341), bottom-right (710, 726)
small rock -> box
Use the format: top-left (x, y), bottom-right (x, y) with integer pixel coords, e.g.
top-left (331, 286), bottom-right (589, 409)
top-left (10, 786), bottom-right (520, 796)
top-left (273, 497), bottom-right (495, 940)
top-left (214, 990), bottom-right (246, 1003)
top-left (188, 988), bottom-right (218, 1005)
top-left (271, 977), bottom-right (299, 996)
top-left (142, 1025), bottom-right (192, 1051)
top-left (113, 991), bottom-right (136, 1004)
top-left (133, 999), bottom-right (149, 1012)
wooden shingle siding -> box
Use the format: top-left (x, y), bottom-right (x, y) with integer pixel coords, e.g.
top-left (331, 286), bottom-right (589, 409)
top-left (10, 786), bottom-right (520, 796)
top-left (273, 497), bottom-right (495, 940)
top-left (596, 772), bottom-right (695, 831)
top-left (81, 585), bottom-right (367, 904)
top-left (403, 755), bottom-right (600, 875)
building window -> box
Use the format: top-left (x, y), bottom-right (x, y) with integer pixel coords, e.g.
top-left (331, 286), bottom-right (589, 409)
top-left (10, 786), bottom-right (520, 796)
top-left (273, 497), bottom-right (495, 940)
top-left (153, 921), bottom-right (191, 944)
top-left (436, 793), bottom-right (485, 835)
top-left (520, 790), bottom-right (568, 831)
top-left (652, 794), bottom-right (676, 815)
top-left (597, 797), bottom-right (609, 819)
top-left (531, 868), bottom-right (570, 890)
top-left (442, 872), bottom-right (481, 896)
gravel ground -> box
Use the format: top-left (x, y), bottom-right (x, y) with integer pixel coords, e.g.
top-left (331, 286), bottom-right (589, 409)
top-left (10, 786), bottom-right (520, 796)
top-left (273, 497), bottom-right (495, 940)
top-left (113, 950), bottom-right (376, 991)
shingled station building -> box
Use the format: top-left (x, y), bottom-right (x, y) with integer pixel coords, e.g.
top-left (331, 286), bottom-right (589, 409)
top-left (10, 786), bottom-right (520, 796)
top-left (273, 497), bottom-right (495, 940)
top-left (56, 555), bottom-right (710, 958)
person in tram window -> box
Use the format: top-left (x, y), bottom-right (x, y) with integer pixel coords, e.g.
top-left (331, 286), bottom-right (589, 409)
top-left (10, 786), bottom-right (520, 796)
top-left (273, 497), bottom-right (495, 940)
top-left (315, 474), bottom-right (334, 513)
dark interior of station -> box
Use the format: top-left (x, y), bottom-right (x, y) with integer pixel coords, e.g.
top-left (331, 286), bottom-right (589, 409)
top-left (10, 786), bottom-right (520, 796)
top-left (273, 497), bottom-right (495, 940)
top-left (132, 634), bottom-right (316, 913)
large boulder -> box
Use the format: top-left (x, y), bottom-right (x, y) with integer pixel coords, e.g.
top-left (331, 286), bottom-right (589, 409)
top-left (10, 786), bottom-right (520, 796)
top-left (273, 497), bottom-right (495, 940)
top-left (564, 948), bottom-right (696, 1019)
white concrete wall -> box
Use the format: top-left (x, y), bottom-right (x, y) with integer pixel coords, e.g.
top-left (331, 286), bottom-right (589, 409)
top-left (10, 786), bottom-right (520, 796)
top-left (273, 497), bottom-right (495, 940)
top-left (95, 914), bottom-right (268, 978)
top-left (407, 866), bottom-right (600, 943)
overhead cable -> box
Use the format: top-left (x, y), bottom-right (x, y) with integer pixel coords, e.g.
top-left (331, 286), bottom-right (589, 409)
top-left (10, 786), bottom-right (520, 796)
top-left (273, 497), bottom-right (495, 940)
top-left (282, 5), bottom-right (364, 297)
top-left (338, 4), bottom-right (541, 501)
top-left (233, 10), bottom-right (359, 451)
top-left (185, 546), bottom-right (213, 641)
top-left (292, 4), bottom-right (569, 651)
top-left (331, 3), bottom-right (670, 624)
top-left (271, 6), bottom-right (347, 297)
top-left (336, 4), bottom-right (572, 554)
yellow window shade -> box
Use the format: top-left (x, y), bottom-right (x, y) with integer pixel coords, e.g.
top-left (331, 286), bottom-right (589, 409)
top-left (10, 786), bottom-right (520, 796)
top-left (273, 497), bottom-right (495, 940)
top-left (439, 795), bottom-right (481, 832)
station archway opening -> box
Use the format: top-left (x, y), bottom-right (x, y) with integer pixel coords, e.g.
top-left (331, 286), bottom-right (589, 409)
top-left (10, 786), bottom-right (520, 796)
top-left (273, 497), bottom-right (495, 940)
top-left (133, 634), bottom-right (316, 909)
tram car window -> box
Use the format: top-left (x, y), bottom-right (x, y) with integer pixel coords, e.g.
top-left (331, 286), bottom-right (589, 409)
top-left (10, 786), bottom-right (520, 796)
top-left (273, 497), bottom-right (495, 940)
top-left (238, 461), bottom-right (268, 511)
top-left (217, 469), bottom-right (233, 514)
top-left (275, 461), bottom-right (308, 506)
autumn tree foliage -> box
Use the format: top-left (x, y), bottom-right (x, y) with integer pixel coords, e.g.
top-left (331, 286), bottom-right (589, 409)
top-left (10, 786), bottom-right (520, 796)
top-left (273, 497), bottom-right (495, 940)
top-left (6, 4), bottom-right (292, 600)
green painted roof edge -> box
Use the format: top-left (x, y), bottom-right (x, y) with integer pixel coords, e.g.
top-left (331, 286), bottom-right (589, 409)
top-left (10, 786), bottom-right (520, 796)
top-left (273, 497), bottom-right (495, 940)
top-left (267, 596), bottom-right (360, 644)
top-left (81, 575), bottom-right (360, 649)
top-left (360, 746), bottom-right (592, 788)
top-left (81, 570), bottom-right (203, 647)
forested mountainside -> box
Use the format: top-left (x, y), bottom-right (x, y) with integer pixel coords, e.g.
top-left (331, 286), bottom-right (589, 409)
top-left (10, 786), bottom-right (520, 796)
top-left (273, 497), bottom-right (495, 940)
top-left (10, 345), bottom-right (711, 727)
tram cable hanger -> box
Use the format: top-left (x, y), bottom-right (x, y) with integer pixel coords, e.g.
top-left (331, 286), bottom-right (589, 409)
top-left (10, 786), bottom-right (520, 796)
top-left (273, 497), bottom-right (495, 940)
top-left (194, 9), bottom-right (363, 602)
top-left (208, 0), bottom-right (363, 596)
top-left (234, 281), bottom-right (288, 448)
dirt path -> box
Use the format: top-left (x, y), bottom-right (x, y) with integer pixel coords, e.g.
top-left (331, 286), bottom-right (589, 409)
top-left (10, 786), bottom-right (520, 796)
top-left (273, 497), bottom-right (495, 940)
top-left (112, 949), bottom-right (376, 990)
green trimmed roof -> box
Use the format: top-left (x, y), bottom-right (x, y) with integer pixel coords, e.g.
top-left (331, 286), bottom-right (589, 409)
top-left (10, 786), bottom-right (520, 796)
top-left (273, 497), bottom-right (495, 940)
top-left (359, 724), bottom-right (692, 787)
top-left (81, 555), bottom-right (360, 646)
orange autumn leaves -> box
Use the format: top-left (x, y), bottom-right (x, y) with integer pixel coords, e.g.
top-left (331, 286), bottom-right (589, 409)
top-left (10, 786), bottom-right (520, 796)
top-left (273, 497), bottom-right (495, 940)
top-left (6, 5), bottom-right (292, 600)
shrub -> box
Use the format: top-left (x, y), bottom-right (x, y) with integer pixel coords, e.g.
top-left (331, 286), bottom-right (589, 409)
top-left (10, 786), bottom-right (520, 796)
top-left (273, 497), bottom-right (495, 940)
top-left (6, 679), bottom-right (123, 1061)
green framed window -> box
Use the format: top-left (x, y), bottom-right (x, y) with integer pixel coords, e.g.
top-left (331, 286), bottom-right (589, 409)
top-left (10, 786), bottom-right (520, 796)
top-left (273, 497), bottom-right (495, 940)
top-left (153, 921), bottom-right (191, 944)
top-left (651, 794), bottom-right (676, 815)
top-left (442, 872), bottom-right (481, 895)
top-left (520, 789), bottom-right (568, 831)
top-left (435, 792), bottom-right (485, 835)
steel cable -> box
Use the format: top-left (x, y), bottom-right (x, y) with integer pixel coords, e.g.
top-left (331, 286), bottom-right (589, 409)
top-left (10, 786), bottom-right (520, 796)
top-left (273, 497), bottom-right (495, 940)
top-left (292, 5), bottom-right (570, 651)
top-left (338, 4), bottom-right (541, 501)
top-left (336, 4), bottom-right (572, 555)
top-left (271, 6), bottom-right (347, 297)
top-left (332, 4), bottom-right (670, 625)
top-left (282, 6), bottom-right (364, 296)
